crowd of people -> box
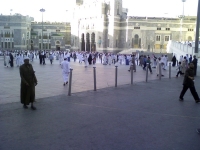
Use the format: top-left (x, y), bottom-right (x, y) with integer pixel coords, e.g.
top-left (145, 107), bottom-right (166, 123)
top-left (2, 50), bottom-right (198, 78)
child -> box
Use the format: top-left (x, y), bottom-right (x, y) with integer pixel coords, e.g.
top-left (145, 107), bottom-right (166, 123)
top-left (176, 62), bottom-right (184, 77)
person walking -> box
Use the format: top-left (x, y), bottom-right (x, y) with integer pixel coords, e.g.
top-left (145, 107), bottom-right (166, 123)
top-left (176, 62), bottom-right (184, 77)
top-left (179, 63), bottom-right (200, 103)
top-left (5, 54), bottom-right (10, 67)
top-left (146, 56), bottom-right (152, 74)
top-left (61, 56), bottom-right (70, 86)
top-left (171, 55), bottom-right (177, 67)
top-left (192, 55), bottom-right (198, 76)
top-left (49, 52), bottom-right (54, 65)
top-left (9, 52), bottom-right (14, 67)
top-left (19, 57), bottom-right (37, 110)
top-left (156, 57), bottom-right (164, 77)
top-left (128, 54), bottom-right (136, 72)
top-left (88, 54), bottom-right (93, 65)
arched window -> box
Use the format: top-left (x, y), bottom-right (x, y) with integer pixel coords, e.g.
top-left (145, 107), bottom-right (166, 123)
top-left (134, 34), bottom-right (139, 45)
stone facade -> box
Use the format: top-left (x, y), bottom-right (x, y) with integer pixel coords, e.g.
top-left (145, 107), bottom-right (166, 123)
top-left (31, 22), bottom-right (71, 50)
top-left (71, 0), bottom-right (196, 53)
top-left (0, 14), bottom-right (71, 50)
top-left (0, 1), bottom-right (196, 53)
top-left (0, 14), bottom-right (33, 50)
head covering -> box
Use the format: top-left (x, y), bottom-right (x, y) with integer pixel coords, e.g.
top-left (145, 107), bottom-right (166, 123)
top-left (24, 56), bottom-right (30, 60)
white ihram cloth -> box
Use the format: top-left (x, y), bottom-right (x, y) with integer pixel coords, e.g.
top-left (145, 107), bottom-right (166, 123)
top-left (61, 60), bottom-right (70, 83)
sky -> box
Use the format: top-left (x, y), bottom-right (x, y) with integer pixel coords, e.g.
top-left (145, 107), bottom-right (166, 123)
top-left (0, 0), bottom-right (198, 22)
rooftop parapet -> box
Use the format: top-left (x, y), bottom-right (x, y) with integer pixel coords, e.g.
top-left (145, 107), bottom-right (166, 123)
top-left (0, 15), bottom-right (34, 22)
top-left (31, 22), bottom-right (70, 26)
top-left (127, 16), bottom-right (196, 21)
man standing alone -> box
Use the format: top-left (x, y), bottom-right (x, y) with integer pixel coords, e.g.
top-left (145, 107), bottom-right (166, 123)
top-left (61, 56), bottom-right (70, 86)
top-left (20, 57), bottom-right (37, 110)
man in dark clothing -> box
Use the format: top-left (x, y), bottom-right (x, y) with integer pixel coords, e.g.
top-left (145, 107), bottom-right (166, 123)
top-left (171, 55), bottom-right (176, 67)
top-left (20, 57), bottom-right (37, 110)
top-left (146, 56), bottom-right (152, 73)
top-left (192, 55), bottom-right (198, 76)
top-left (189, 55), bottom-right (192, 63)
top-left (179, 63), bottom-right (200, 103)
top-left (9, 52), bottom-right (14, 67)
top-left (39, 51), bottom-right (42, 64)
top-left (88, 54), bottom-right (92, 65)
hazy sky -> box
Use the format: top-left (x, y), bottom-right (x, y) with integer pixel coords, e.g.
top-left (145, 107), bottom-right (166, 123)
top-left (0, 0), bottom-right (198, 22)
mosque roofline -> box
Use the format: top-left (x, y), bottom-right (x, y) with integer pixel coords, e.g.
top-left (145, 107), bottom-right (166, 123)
top-left (127, 16), bottom-right (197, 20)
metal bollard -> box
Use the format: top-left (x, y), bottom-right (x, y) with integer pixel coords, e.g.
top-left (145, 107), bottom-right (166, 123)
top-left (131, 65), bottom-right (133, 85)
top-left (93, 67), bottom-right (97, 91)
top-left (159, 63), bottom-right (162, 80)
top-left (169, 62), bottom-right (171, 79)
top-left (115, 65), bottom-right (118, 87)
top-left (68, 68), bottom-right (73, 96)
top-left (146, 63), bottom-right (149, 82)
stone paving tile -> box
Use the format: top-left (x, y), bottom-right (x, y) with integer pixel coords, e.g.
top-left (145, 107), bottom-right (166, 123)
top-left (1, 77), bottom-right (200, 150)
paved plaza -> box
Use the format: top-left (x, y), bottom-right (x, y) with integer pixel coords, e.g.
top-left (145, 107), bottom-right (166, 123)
top-left (0, 57), bottom-right (200, 150)
top-left (0, 57), bottom-right (178, 104)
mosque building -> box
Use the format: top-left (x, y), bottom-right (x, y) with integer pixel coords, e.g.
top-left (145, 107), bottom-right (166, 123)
top-left (0, 0), bottom-right (196, 53)
top-left (71, 0), bottom-right (196, 53)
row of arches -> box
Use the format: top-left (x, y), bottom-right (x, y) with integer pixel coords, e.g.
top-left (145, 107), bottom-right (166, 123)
top-left (81, 33), bottom-right (96, 52)
top-left (30, 40), bottom-right (61, 50)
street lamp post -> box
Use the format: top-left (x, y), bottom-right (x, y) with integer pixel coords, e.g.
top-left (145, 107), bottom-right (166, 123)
top-left (40, 8), bottom-right (45, 50)
top-left (178, 0), bottom-right (186, 42)
top-left (195, 0), bottom-right (200, 54)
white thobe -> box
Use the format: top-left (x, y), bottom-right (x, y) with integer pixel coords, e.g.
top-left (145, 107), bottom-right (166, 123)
top-left (61, 60), bottom-right (70, 83)
top-left (84, 55), bottom-right (88, 67)
top-left (108, 56), bottom-right (112, 65)
top-left (5, 56), bottom-right (10, 67)
top-left (156, 59), bottom-right (162, 75)
top-left (16, 56), bottom-right (20, 66)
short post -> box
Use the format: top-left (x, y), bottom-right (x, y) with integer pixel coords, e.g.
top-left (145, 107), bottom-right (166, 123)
top-left (68, 68), bottom-right (73, 96)
top-left (115, 65), bottom-right (118, 87)
top-left (93, 66), bottom-right (97, 91)
top-left (159, 63), bottom-right (161, 80)
top-left (146, 63), bottom-right (149, 82)
top-left (131, 65), bottom-right (133, 85)
top-left (169, 62), bottom-right (171, 79)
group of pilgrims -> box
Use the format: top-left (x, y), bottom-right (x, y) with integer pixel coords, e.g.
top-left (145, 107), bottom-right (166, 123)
top-left (2, 50), bottom-right (198, 79)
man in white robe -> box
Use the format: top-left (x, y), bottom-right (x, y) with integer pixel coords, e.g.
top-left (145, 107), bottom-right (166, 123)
top-left (161, 55), bottom-right (166, 70)
top-left (108, 54), bottom-right (112, 65)
top-left (84, 53), bottom-right (88, 67)
top-left (19, 54), bottom-right (24, 66)
top-left (156, 57), bottom-right (164, 77)
top-left (16, 54), bottom-right (20, 67)
top-left (78, 53), bottom-right (83, 63)
top-left (61, 56), bottom-right (70, 86)
top-left (5, 54), bottom-right (10, 67)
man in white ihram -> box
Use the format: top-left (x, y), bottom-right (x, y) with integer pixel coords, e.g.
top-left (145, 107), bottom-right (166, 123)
top-left (61, 56), bottom-right (70, 86)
